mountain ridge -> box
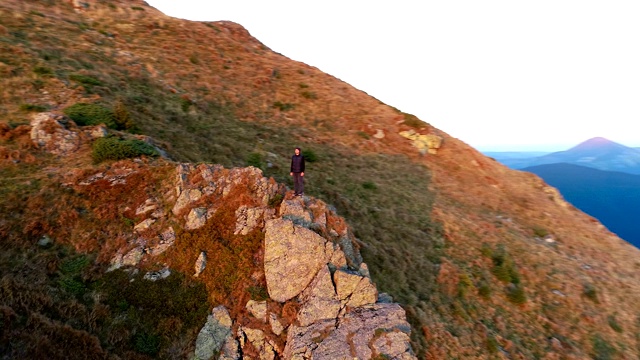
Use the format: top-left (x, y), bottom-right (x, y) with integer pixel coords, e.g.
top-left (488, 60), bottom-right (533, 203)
top-left (2, 0), bottom-right (640, 358)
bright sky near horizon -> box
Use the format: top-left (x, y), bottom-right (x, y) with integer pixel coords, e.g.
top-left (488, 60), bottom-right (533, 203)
top-left (145, 0), bottom-right (640, 151)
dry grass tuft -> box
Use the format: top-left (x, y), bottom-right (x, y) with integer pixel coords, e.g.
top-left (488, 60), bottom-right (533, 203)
top-left (167, 205), bottom-right (265, 309)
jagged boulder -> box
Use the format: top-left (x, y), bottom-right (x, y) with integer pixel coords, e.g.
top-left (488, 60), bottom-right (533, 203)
top-left (214, 166), bottom-right (280, 205)
top-left (283, 303), bottom-right (416, 360)
top-left (262, 199), bottom-right (416, 358)
top-left (334, 269), bottom-right (378, 308)
top-left (235, 167), bottom-right (281, 206)
top-left (296, 265), bottom-right (341, 327)
top-left (263, 218), bottom-right (337, 302)
top-left (194, 306), bottom-right (237, 360)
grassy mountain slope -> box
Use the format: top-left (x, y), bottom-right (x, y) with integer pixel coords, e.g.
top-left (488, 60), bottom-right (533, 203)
top-left (524, 163), bottom-right (640, 247)
top-left (2, 1), bottom-right (640, 358)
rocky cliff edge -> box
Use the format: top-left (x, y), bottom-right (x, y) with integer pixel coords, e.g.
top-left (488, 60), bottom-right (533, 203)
top-left (27, 112), bottom-right (416, 360)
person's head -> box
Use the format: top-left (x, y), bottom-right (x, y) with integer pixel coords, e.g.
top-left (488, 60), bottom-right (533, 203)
top-left (294, 147), bottom-right (301, 155)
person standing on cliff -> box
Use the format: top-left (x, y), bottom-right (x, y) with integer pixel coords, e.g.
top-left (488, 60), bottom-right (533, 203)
top-left (290, 147), bottom-right (305, 196)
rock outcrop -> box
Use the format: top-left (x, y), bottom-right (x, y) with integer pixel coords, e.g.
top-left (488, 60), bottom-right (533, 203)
top-left (262, 202), bottom-right (414, 359)
top-left (263, 218), bottom-right (339, 302)
top-left (171, 163), bottom-right (416, 359)
top-left (296, 265), bottom-right (341, 327)
top-left (103, 162), bottom-right (284, 270)
top-left (85, 159), bottom-right (416, 359)
top-left (283, 303), bottom-right (414, 360)
top-left (399, 129), bottom-right (443, 155)
top-left (172, 163), bottom-right (281, 228)
top-left (30, 112), bottom-right (107, 155)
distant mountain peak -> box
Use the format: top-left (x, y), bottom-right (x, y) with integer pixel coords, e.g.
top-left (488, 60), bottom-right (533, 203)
top-left (584, 136), bottom-right (612, 144)
top-left (497, 136), bottom-right (640, 174)
top-left (569, 137), bottom-right (626, 152)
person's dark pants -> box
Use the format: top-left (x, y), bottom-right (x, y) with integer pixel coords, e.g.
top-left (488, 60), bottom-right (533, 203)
top-left (293, 172), bottom-right (304, 195)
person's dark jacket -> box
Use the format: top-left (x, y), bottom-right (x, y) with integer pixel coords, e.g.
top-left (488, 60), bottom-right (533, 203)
top-left (291, 154), bottom-right (305, 173)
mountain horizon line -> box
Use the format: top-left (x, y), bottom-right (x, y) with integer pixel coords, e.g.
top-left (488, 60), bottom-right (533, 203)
top-left (479, 136), bottom-right (640, 153)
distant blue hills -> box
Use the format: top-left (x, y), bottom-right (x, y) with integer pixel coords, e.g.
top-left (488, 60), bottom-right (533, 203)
top-left (488, 137), bottom-right (640, 175)
top-left (485, 138), bottom-right (640, 248)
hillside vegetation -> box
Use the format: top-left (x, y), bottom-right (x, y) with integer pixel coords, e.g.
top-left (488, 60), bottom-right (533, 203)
top-left (2, 0), bottom-right (640, 359)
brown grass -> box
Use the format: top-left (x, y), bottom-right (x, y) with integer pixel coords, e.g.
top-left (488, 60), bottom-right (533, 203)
top-left (167, 205), bottom-right (264, 307)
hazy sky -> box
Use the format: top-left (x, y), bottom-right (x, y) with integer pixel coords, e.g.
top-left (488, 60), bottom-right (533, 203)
top-left (145, 1), bottom-right (640, 151)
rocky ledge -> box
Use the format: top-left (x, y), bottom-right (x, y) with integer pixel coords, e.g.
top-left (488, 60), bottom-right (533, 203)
top-left (152, 163), bottom-right (415, 359)
top-left (30, 111), bottom-right (416, 359)
top-left (176, 164), bottom-right (417, 359)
